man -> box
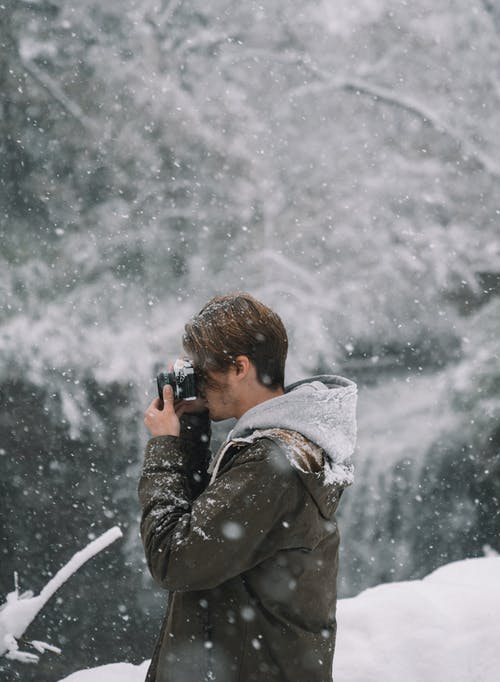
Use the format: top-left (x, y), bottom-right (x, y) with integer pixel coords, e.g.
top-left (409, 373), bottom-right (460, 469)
top-left (139, 293), bottom-right (357, 682)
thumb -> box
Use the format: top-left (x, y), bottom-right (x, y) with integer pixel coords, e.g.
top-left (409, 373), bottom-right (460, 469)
top-left (163, 384), bottom-right (175, 406)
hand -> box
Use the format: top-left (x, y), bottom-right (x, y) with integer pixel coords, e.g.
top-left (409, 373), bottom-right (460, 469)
top-left (144, 385), bottom-right (181, 437)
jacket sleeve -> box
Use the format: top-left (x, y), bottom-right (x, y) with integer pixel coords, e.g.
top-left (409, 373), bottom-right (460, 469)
top-left (177, 411), bottom-right (211, 497)
top-left (138, 435), bottom-right (311, 592)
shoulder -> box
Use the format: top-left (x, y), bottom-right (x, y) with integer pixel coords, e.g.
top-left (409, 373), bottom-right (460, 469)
top-left (231, 428), bottom-right (323, 474)
top-left (215, 434), bottom-right (294, 479)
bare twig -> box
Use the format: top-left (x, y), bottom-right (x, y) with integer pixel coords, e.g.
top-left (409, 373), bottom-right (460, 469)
top-left (20, 58), bottom-right (97, 134)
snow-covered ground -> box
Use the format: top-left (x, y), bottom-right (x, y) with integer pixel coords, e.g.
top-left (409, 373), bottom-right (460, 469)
top-left (335, 556), bottom-right (500, 682)
top-left (57, 556), bottom-right (500, 682)
top-left (59, 661), bottom-right (150, 681)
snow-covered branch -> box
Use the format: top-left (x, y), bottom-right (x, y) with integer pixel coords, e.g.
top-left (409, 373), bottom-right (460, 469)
top-left (480, 0), bottom-right (500, 37)
top-left (0, 526), bottom-right (123, 664)
top-left (341, 78), bottom-right (500, 178)
top-left (290, 75), bottom-right (500, 180)
top-left (156, 0), bottom-right (182, 26)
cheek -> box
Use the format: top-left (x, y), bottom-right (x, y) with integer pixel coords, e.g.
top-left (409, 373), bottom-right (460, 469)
top-left (206, 387), bottom-right (223, 405)
top-left (206, 380), bottom-right (230, 405)
top-left (210, 392), bottom-right (228, 407)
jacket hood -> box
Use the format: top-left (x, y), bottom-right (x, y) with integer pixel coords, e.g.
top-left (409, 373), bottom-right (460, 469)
top-left (213, 375), bottom-right (357, 518)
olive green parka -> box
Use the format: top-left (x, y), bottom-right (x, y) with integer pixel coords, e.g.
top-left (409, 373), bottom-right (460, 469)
top-left (139, 376), bottom-right (357, 682)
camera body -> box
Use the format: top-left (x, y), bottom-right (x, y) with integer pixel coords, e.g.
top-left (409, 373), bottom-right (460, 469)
top-left (157, 358), bottom-right (198, 401)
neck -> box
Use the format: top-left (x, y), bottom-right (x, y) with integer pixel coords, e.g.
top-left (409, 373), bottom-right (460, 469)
top-left (234, 384), bottom-right (284, 420)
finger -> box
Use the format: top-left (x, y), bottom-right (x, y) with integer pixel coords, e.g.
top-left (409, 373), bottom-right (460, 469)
top-left (162, 384), bottom-right (175, 407)
top-left (145, 398), bottom-right (159, 416)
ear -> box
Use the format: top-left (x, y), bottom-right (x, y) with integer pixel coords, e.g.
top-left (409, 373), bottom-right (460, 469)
top-left (234, 355), bottom-right (252, 380)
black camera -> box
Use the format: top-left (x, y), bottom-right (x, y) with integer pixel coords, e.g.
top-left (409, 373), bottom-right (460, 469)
top-left (157, 358), bottom-right (198, 402)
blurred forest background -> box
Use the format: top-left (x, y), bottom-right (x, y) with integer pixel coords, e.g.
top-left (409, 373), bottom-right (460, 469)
top-left (1, 0), bottom-right (499, 679)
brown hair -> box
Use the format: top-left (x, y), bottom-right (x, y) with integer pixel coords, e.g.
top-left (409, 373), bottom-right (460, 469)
top-left (183, 293), bottom-right (288, 389)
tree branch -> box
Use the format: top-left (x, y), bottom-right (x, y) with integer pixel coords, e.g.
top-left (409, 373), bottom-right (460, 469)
top-left (480, 0), bottom-right (500, 37)
top-left (158, 0), bottom-right (182, 26)
top-left (20, 58), bottom-right (97, 134)
top-left (290, 75), bottom-right (500, 180)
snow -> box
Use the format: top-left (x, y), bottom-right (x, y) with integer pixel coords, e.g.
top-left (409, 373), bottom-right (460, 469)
top-left (56, 556), bottom-right (500, 682)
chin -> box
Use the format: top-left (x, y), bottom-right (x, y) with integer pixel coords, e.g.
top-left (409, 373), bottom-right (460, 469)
top-left (208, 409), bottom-right (232, 423)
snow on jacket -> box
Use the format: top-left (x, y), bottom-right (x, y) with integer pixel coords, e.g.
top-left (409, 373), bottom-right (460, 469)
top-left (138, 375), bottom-right (357, 682)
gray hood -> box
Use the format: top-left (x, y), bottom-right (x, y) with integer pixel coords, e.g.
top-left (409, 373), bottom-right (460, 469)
top-left (217, 375), bottom-right (357, 491)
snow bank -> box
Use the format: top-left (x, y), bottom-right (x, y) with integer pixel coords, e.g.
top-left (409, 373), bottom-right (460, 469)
top-left (57, 557), bottom-right (500, 682)
top-left (334, 556), bottom-right (500, 682)
top-left (58, 661), bottom-right (150, 682)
